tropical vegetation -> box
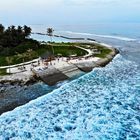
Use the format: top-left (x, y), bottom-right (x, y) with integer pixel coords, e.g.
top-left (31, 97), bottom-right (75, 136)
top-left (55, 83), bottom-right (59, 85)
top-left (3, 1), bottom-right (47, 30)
top-left (0, 24), bottom-right (32, 48)
top-left (47, 27), bottom-right (54, 54)
top-left (0, 25), bottom-right (112, 67)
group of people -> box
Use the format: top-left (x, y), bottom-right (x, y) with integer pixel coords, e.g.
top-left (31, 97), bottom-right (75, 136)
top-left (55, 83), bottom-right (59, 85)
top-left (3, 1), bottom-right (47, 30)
top-left (17, 55), bottom-right (92, 73)
top-left (18, 66), bottom-right (26, 71)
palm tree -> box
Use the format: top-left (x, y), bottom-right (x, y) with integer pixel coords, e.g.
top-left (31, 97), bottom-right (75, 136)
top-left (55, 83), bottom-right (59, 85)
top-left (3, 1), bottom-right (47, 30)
top-left (17, 26), bottom-right (23, 43)
top-left (0, 24), bottom-right (4, 34)
top-left (0, 24), bottom-right (5, 46)
top-left (17, 26), bottom-right (22, 34)
top-left (47, 28), bottom-right (54, 55)
top-left (47, 28), bottom-right (54, 42)
top-left (23, 25), bottom-right (32, 38)
top-left (10, 25), bottom-right (17, 46)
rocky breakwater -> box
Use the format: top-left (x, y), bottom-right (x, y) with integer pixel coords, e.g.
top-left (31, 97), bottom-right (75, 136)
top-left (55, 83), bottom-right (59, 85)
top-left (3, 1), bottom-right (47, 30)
top-left (0, 71), bottom-right (37, 87)
top-left (0, 72), bottom-right (39, 115)
top-left (96, 47), bottom-right (119, 66)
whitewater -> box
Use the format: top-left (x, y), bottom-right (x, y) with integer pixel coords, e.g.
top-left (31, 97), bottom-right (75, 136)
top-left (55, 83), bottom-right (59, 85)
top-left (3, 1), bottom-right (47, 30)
top-left (57, 31), bottom-right (137, 42)
top-left (0, 32), bottom-right (140, 139)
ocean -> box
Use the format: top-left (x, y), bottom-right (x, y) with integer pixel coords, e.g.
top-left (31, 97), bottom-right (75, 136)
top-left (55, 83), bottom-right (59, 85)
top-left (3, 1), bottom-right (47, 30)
top-left (0, 23), bottom-right (140, 139)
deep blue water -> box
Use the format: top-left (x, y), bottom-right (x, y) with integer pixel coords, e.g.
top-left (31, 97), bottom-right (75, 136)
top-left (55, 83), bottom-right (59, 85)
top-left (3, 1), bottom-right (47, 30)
top-left (0, 24), bottom-right (140, 139)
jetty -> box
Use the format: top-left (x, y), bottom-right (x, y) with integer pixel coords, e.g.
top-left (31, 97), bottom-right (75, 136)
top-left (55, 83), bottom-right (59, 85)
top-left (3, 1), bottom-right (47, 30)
top-left (32, 58), bottom-right (83, 86)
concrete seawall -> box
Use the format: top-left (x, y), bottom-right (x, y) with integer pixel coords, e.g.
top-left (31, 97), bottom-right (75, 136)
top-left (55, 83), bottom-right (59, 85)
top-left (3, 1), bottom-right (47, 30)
top-left (0, 43), bottom-right (119, 115)
top-left (33, 67), bottom-right (69, 86)
top-left (35, 47), bottom-right (119, 85)
top-left (0, 43), bottom-right (119, 86)
top-left (74, 47), bottom-right (119, 72)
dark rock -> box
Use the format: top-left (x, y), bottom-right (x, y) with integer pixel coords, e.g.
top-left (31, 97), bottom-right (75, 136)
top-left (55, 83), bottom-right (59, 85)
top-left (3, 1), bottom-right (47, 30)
top-left (5, 137), bottom-right (10, 140)
top-left (24, 132), bottom-right (32, 138)
top-left (64, 125), bottom-right (73, 131)
top-left (54, 126), bottom-right (62, 132)
top-left (57, 109), bottom-right (62, 114)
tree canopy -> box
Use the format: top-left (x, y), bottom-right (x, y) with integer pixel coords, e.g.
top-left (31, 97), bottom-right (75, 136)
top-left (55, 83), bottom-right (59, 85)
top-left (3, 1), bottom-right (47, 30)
top-left (47, 28), bottom-right (54, 36)
top-left (0, 24), bottom-right (32, 48)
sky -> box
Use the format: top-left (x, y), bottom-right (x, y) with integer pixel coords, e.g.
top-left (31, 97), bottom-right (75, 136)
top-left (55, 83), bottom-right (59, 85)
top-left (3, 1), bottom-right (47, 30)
top-left (0, 0), bottom-right (140, 26)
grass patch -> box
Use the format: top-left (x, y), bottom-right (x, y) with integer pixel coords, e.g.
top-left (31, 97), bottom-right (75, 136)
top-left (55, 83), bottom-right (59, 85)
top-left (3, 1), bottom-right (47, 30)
top-left (0, 42), bottom-right (87, 66)
top-left (47, 42), bottom-right (87, 56)
top-left (52, 45), bottom-right (87, 57)
top-left (78, 43), bottom-right (112, 58)
top-left (0, 57), bottom-right (7, 66)
top-left (0, 42), bottom-right (112, 66)
top-left (0, 68), bottom-right (7, 76)
top-left (0, 51), bottom-right (39, 66)
top-left (93, 45), bottom-right (112, 58)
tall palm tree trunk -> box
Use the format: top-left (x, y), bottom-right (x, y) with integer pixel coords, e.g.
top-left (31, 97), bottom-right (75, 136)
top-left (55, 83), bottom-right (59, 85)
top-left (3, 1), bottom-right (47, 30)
top-left (47, 28), bottom-right (54, 55)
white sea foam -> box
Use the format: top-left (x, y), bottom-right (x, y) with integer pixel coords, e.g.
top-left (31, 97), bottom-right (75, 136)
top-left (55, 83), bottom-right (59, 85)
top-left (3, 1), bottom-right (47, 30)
top-left (59, 31), bottom-right (137, 42)
top-left (0, 55), bottom-right (140, 139)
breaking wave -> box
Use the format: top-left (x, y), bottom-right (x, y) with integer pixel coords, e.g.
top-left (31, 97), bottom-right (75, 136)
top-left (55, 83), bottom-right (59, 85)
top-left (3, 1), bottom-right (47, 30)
top-left (58, 31), bottom-right (137, 42)
top-left (0, 55), bottom-right (140, 139)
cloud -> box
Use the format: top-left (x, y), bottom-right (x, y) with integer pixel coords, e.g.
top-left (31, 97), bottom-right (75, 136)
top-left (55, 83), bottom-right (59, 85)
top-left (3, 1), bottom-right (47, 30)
top-left (0, 0), bottom-right (140, 25)
top-left (1, 0), bottom-right (140, 10)
top-left (0, 0), bottom-right (62, 11)
top-left (63, 0), bottom-right (140, 7)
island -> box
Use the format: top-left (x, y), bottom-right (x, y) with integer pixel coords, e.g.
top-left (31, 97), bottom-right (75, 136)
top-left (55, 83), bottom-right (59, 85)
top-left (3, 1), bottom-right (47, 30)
top-left (0, 25), bottom-right (119, 86)
top-left (0, 25), bottom-right (119, 114)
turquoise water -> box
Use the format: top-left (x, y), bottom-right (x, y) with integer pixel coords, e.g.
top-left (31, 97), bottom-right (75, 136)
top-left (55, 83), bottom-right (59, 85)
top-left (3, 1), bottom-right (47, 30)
top-left (30, 23), bottom-right (140, 40)
top-left (0, 24), bottom-right (140, 139)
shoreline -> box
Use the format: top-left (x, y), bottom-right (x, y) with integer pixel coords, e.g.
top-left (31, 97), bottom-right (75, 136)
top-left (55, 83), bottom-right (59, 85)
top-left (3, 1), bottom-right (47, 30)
top-left (0, 41), bottom-right (119, 86)
top-left (0, 41), bottom-right (119, 115)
